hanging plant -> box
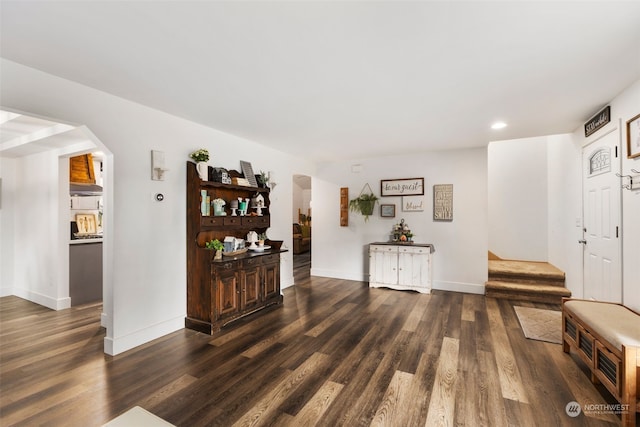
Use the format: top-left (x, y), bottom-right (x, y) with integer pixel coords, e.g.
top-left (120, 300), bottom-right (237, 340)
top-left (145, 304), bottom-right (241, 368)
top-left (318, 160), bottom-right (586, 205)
top-left (349, 183), bottom-right (378, 222)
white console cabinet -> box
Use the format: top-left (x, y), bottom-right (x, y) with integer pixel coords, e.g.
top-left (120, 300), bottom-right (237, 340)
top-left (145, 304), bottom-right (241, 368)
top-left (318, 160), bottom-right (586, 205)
top-left (369, 243), bottom-right (433, 293)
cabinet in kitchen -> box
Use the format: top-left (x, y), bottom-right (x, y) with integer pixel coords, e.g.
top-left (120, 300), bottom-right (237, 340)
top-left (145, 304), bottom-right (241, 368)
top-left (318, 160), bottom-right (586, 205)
top-left (70, 195), bottom-right (101, 210)
top-left (185, 161), bottom-right (284, 335)
top-left (369, 243), bottom-right (433, 293)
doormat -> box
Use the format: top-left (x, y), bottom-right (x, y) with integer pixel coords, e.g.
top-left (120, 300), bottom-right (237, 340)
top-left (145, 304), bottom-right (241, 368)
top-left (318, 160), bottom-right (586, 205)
top-left (514, 306), bottom-right (562, 344)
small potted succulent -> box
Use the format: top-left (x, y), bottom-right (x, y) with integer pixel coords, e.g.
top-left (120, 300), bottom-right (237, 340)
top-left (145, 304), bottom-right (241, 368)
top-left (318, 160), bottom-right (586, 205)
top-left (205, 238), bottom-right (224, 259)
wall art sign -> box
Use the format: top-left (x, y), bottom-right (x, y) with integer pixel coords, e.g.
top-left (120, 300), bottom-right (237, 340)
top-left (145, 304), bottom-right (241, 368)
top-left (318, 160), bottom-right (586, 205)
top-left (402, 196), bottom-right (424, 212)
top-left (380, 178), bottom-right (424, 196)
top-left (584, 106), bottom-right (610, 137)
top-left (433, 184), bottom-right (453, 221)
top-left (380, 204), bottom-right (396, 217)
top-left (626, 113), bottom-right (640, 159)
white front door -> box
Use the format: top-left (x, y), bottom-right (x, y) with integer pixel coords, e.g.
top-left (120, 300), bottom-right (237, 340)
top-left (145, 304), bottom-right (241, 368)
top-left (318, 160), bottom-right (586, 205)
top-left (582, 129), bottom-right (622, 303)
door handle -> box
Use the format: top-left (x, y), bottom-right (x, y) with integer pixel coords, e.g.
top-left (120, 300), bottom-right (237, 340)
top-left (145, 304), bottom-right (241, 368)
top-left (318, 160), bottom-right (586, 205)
top-left (578, 240), bottom-right (587, 245)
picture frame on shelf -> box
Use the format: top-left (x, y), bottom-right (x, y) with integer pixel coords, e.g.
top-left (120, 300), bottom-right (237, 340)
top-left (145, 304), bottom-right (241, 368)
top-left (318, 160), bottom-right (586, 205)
top-left (240, 160), bottom-right (258, 187)
top-left (75, 214), bottom-right (97, 234)
top-left (626, 113), bottom-right (640, 159)
top-left (380, 204), bottom-right (396, 218)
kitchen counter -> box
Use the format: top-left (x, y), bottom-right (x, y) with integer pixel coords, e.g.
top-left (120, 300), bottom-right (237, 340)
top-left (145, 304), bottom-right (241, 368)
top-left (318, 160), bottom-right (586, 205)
top-left (70, 238), bottom-right (103, 245)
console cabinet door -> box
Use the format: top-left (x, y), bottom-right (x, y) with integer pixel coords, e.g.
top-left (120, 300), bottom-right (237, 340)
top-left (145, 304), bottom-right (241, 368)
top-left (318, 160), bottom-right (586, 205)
top-left (398, 246), bottom-right (430, 288)
top-left (214, 264), bottom-right (241, 320)
top-left (369, 245), bottom-right (398, 285)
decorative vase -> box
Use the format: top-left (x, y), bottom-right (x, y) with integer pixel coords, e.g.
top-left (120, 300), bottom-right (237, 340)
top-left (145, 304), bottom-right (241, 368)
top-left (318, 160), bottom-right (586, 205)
top-left (214, 249), bottom-right (223, 260)
top-left (196, 162), bottom-right (208, 181)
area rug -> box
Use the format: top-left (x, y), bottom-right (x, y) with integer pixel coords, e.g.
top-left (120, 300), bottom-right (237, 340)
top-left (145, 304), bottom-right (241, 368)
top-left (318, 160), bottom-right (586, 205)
top-left (514, 306), bottom-right (562, 344)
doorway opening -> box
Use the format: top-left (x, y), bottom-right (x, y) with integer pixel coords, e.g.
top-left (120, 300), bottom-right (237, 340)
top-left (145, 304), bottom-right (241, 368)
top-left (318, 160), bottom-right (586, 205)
top-left (0, 109), bottom-right (113, 350)
top-left (292, 174), bottom-right (311, 282)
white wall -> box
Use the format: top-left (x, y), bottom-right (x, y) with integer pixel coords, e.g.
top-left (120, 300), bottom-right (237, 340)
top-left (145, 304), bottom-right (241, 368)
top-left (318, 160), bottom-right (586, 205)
top-left (0, 158), bottom-right (16, 296)
top-left (488, 137), bottom-right (548, 261)
top-left (312, 147), bottom-right (488, 294)
top-left (571, 79), bottom-right (640, 311)
top-left (546, 133), bottom-right (583, 297)
top-left (6, 150), bottom-right (72, 309)
top-left (1, 59), bottom-right (315, 355)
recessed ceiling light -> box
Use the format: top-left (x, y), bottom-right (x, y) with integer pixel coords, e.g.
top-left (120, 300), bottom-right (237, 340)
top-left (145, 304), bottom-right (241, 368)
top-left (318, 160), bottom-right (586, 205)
top-left (491, 122), bottom-right (507, 130)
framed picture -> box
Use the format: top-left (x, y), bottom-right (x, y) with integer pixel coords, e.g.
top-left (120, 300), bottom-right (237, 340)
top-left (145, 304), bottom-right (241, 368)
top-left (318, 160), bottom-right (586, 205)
top-left (626, 113), bottom-right (640, 159)
top-left (380, 204), bottom-right (396, 218)
top-left (433, 184), bottom-right (453, 221)
top-left (380, 178), bottom-right (424, 196)
top-left (402, 196), bottom-right (424, 212)
top-left (240, 160), bottom-right (258, 187)
top-left (75, 214), bottom-right (97, 234)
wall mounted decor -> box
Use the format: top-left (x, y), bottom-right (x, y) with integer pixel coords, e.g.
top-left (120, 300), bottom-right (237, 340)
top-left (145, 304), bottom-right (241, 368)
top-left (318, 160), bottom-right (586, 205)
top-left (380, 204), bottom-right (396, 218)
top-left (381, 178), bottom-right (424, 196)
top-left (402, 196), bottom-right (424, 212)
top-left (584, 105), bottom-right (610, 137)
top-left (433, 184), bottom-right (453, 221)
top-left (626, 113), bottom-right (640, 159)
top-left (349, 183), bottom-right (378, 221)
top-left (340, 187), bottom-right (349, 226)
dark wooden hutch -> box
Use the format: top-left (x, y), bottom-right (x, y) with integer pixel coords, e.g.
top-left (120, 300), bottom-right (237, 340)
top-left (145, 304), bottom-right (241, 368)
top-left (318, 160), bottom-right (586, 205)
top-left (185, 162), bottom-right (284, 334)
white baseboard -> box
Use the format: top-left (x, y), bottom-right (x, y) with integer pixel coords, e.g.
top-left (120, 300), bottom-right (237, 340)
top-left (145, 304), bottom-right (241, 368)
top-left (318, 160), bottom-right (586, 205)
top-left (432, 280), bottom-right (485, 295)
top-left (103, 315), bottom-right (184, 356)
top-left (307, 269), bottom-right (486, 296)
top-left (0, 286), bottom-right (12, 297)
top-left (309, 268), bottom-right (365, 282)
top-left (281, 274), bottom-right (295, 289)
top-left (12, 288), bottom-right (71, 310)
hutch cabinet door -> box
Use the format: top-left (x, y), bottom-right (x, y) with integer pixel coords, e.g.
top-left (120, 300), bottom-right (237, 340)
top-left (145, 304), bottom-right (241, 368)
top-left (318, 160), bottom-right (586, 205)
top-left (214, 266), bottom-right (241, 320)
top-left (242, 265), bottom-right (262, 310)
top-left (262, 261), bottom-right (280, 300)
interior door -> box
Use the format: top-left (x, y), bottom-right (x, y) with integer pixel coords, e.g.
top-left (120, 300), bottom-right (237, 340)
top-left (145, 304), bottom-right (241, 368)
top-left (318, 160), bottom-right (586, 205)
top-left (582, 130), bottom-right (622, 303)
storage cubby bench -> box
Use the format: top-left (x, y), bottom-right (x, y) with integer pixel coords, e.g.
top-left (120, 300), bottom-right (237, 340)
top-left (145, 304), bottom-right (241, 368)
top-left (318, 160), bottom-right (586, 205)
top-left (562, 298), bottom-right (640, 427)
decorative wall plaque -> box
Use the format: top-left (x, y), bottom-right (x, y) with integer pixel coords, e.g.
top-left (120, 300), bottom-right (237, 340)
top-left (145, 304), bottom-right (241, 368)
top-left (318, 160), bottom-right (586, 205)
top-left (584, 106), bottom-right (610, 137)
top-left (433, 184), bottom-right (453, 221)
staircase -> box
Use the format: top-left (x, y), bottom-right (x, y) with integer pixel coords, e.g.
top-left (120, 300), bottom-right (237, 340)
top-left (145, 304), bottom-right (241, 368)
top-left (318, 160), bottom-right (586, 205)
top-left (485, 259), bottom-right (571, 304)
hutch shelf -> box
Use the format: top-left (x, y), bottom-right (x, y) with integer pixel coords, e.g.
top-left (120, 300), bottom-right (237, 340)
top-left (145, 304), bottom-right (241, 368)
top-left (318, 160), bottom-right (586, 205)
top-left (185, 161), bottom-right (284, 334)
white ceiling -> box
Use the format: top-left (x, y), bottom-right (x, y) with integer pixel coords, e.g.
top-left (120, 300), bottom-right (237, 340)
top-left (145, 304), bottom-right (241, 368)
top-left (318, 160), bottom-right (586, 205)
top-left (1, 1), bottom-right (639, 162)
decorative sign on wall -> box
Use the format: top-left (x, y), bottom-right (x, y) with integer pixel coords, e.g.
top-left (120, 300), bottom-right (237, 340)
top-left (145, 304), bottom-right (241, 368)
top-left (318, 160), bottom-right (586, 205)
top-left (433, 184), bottom-right (453, 221)
top-left (381, 178), bottom-right (424, 196)
top-left (584, 106), bottom-right (610, 137)
top-left (402, 196), bottom-right (424, 212)
top-left (627, 113), bottom-right (640, 159)
top-left (380, 204), bottom-right (396, 217)
top-left (340, 187), bottom-right (349, 226)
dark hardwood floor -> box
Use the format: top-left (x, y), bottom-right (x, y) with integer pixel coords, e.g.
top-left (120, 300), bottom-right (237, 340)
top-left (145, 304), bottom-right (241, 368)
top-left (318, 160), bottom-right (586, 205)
top-left (0, 274), bottom-right (622, 426)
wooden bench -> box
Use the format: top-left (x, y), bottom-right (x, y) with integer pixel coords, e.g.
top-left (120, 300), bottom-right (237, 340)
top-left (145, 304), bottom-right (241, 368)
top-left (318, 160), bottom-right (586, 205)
top-left (562, 298), bottom-right (640, 427)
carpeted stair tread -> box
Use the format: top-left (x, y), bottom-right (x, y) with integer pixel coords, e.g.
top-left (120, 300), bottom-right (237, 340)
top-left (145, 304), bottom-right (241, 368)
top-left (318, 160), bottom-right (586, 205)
top-left (488, 260), bottom-right (565, 286)
top-left (485, 281), bottom-right (571, 295)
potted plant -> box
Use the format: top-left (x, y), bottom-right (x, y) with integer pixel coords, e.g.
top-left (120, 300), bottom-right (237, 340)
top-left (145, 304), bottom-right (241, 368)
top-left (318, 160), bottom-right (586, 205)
top-left (205, 238), bottom-right (224, 259)
top-left (349, 184), bottom-right (378, 222)
top-left (189, 149), bottom-right (210, 181)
